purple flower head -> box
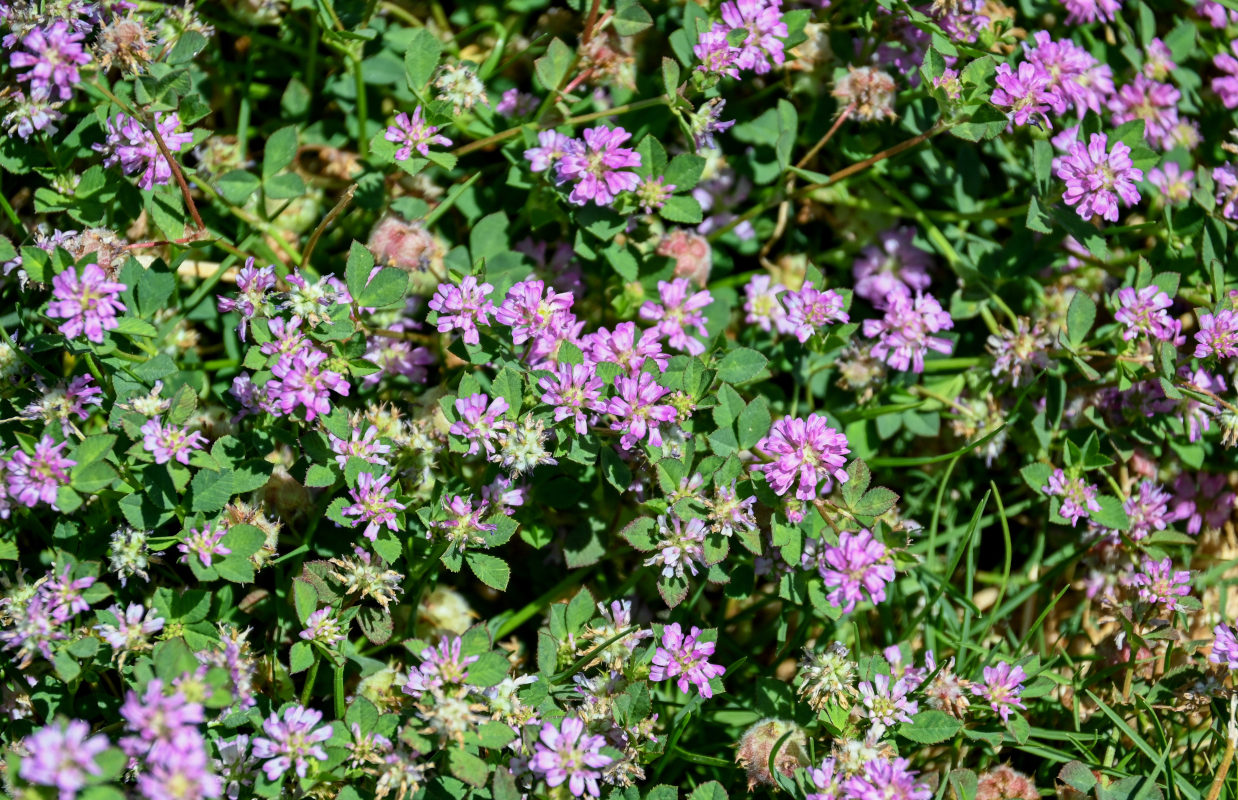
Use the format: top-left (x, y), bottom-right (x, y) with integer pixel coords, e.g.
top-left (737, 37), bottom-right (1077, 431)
top-left (1148, 162), bottom-right (1194, 205)
top-left (1061, 0), bottom-right (1121, 25)
top-left (1214, 164), bottom-right (1238, 221)
top-left (753, 414), bottom-right (850, 501)
top-left (494, 278), bottom-right (574, 346)
top-left (1198, 0), bottom-right (1238, 27)
top-left (329, 426), bottom-right (392, 470)
top-left (385, 106), bottom-right (451, 160)
top-left (841, 757), bottom-right (932, 800)
top-left (19, 719), bottom-right (110, 800)
top-left (0, 589), bottom-right (64, 664)
top-left (1212, 622), bottom-right (1238, 669)
top-left (818, 529), bottom-right (895, 613)
top-left (283, 271), bottom-right (351, 318)
top-left (135, 729), bottom-right (221, 800)
top-left (582, 322), bottom-right (668, 375)
top-left (1116, 480), bottom-right (1177, 542)
top-left (853, 226), bottom-right (933, 306)
top-left (743, 275), bottom-right (793, 334)
top-left (524, 130), bottom-right (575, 173)
top-left (695, 25), bottom-right (741, 78)
top-left (862, 291), bottom-right (954, 373)
top-left (555, 126), bottom-right (642, 207)
top-left (645, 514), bottom-right (708, 579)
top-left (47, 263), bottom-right (128, 343)
top-left (496, 88), bottom-right (538, 117)
top-left (482, 474), bottom-right (527, 514)
top-left (719, 0), bottom-right (788, 75)
top-left (708, 480), bottom-right (758, 538)
top-left (229, 373), bottom-right (277, 419)
top-left (363, 332), bottom-right (435, 386)
top-left (266, 347), bottom-right (351, 422)
top-left (857, 673), bottom-right (919, 734)
top-left (177, 524), bottom-right (231, 568)
top-left (639, 278), bottom-right (712, 355)
top-left (530, 717), bottom-right (613, 798)
top-left (650, 623), bottom-right (726, 698)
top-left (1172, 472), bottom-right (1236, 535)
top-left (636, 175), bottom-right (677, 214)
top-left (1108, 75), bottom-right (1180, 149)
top-left (3, 90), bottom-right (67, 139)
top-left (260, 315), bottom-right (308, 363)
top-left (9, 20), bottom-right (91, 102)
top-left (6, 434), bottom-right (75, 509)
top-left (933, 68), bottom-right (963, 100)
top-left (1196, 309), bottom-right (1238, 359)
top-left (141, 416), bottom-right (207, 465)
top-left (1143, 38), bottom-right (1176, 81)
top-left (429, 276), bottom-right (496, 345)
top-left (784, 286), bottom-right (850, 343)
top-left (1056, 132), bottom-right (1142, 222)
top-left (216, 258), bottom-right (277, 341)
top-left (688, 98), bottom-right (736, 150)
top-left (986, 317), bottom-right (1051, 387)
top-left (119, 679), bottom-right (205, 760)
top-left (430, 494), bottom-right (498, 556)
top-left (1114, 286), bottom-right (1177, 342)
top-left (1024, 32), bottom-right (1113, 117)
top-left (450, 392), bottom-right (510, 456)
top-left (252, 705), bottom-right (332, 781)
top-left (299, 608), bottom-right (345, 647)
top-left (970, 661), bottom-right (1027, 721)
top-left (95, 602), bottom-right (164, 651)
top-left (22, 374), bottom-right (103, 435)
top-left (606, 372), bottom-right (678, 450)
top-left (1130, 557), bottom-right (1191, 613)
top-left (990, 62), bottom-right (1053, 128)
top-left (1214, 44), bottom-right (1238, 109)
top-left (41, 565), bottom-right (95, 623)
top-left (341, 472), bottom-right (406, 541)
top-left (807, 758), bottom-right (840, 800)
top-left (403, 635), bottom-right (479, 697)
top-left (539, 363), bottom-right (605, 435)
top-left (1176, 367), bottom-right (1225, 443)
top-left (93, 112), bottom-right (193, 190)
top-left (1043, 468), bottom-right (1101, 527)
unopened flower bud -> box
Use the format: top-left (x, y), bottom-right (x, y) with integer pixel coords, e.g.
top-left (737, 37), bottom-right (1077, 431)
top-left (735, 719), bottom-right (809, 789)
top-left (657, 229), bottom-right (712, 288)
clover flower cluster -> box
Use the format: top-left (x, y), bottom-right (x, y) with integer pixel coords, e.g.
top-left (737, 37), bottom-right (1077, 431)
top-left (525, 125), bottom-right (643, 207)
top-left (0, 565), bottom-right (94, 667)
top-left (694, 0), bottom-right (788, 78)
top-left (217, 264), bottom-right (356, 423)
top-left (2, 14), bottom-right (94, 137)
top-left (120, 679), bottom-right (222, 800)
top-left (93, 112), bottom-right (194, 191)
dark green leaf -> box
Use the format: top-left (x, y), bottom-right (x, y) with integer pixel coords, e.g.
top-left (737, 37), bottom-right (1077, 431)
top-left (899, 709), bottom-right (961, 744)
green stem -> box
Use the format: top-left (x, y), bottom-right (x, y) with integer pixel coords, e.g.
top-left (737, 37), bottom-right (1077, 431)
top-left (354, 53), bottom-right (369, 159)
top-left (301, 655), bottom-right (321, 706)
top-left (333, 664), bottom-right (346, 719)
top-left (0, 182), bottom-right (24, 232)
top-left (84, 353), bottom-right (114, 401)
top-left (380, 2), bottom-right (422, 26)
